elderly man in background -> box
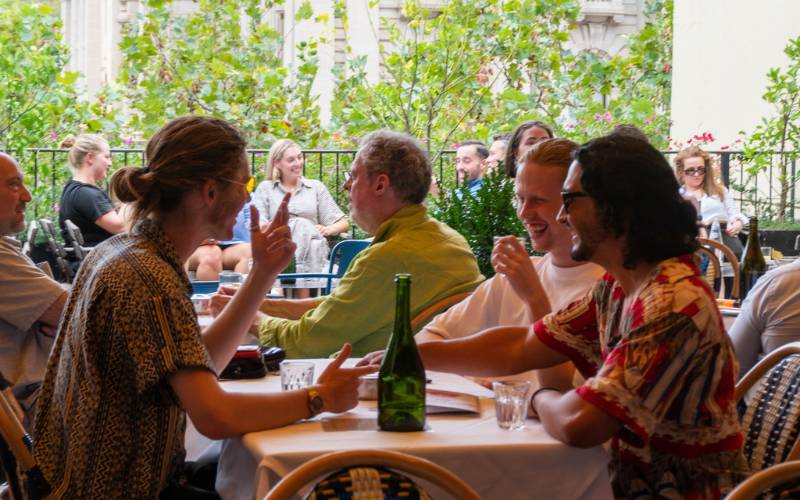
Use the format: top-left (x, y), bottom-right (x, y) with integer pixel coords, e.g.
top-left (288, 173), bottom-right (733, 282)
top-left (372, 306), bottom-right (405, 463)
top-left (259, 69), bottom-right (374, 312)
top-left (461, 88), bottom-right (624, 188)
top-left (0, 153), bottom-right (67, 428)
top-left (213, 131), bottom-right (483, 358)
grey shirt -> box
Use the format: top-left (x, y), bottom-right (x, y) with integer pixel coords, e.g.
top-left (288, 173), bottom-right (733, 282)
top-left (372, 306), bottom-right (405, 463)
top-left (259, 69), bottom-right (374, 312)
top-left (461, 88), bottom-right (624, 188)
top-left (252, 177), bottom-right (346, 272)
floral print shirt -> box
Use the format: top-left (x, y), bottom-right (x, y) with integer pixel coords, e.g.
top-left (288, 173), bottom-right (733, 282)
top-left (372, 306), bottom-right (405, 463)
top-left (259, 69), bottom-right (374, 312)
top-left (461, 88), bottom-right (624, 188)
top-left (535, 255), bottom-right (746, 499)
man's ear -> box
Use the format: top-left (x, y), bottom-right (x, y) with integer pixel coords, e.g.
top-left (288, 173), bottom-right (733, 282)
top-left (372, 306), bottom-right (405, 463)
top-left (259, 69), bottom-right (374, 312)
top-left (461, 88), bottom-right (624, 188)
top-left (373, 173), bottom-right (391, 196)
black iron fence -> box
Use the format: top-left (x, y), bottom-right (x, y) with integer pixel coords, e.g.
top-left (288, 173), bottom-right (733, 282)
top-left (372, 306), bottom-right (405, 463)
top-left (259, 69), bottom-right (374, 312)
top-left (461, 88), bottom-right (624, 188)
top-left (18, 148), bottom-right (800, 223)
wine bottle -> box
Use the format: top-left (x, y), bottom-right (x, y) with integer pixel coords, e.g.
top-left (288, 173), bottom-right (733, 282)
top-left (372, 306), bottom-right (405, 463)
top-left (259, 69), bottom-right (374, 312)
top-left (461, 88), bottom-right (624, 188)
top-left (378, 273), bottom-right (426, 432)
top-left (739, 216), bottom-right (767, 301)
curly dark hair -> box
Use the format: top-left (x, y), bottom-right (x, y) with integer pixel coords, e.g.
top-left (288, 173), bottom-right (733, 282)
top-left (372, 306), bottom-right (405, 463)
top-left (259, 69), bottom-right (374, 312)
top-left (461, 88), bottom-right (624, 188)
top-left (574, 135), bottom-right (698, 268)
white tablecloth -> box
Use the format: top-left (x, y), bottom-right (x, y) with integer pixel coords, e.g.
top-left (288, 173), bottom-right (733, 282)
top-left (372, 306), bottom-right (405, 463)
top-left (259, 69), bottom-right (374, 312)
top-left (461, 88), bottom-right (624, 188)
top-left (213, 361), bottom-right (612, 500)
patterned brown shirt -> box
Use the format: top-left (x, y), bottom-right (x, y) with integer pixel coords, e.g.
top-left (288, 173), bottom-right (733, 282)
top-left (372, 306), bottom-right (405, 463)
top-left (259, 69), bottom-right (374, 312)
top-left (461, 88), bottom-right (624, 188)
top-left (33, 219), bottom-right (214, 499)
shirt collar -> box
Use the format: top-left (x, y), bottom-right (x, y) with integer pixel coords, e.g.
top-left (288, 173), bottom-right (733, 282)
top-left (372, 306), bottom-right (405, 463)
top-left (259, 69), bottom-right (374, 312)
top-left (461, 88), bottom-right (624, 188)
top-left (132, 219), bottom-right (192, 294)
top-left (271, 177), bottom-right (312, 191)
top-left (372, 204), bottom-right (427, 243)
top-left (1, 235), bottom-right (22, 250)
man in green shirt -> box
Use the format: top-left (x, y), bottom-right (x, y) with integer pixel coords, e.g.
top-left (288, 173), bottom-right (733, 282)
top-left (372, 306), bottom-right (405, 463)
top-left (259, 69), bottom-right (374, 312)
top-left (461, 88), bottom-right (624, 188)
top-left (214, 131), bottom-right (483, 357)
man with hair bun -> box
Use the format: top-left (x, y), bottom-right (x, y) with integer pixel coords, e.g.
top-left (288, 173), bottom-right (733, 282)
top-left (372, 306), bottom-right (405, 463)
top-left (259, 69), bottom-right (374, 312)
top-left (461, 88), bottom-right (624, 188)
top-left (33, 116), bottom-right (375, 498)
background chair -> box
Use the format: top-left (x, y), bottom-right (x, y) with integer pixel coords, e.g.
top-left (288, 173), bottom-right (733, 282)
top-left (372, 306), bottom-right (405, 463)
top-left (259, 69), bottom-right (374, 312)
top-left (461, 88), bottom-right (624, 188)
top-left (0, 382), bottom-right (51, 500)
top-left (277, 239), bottom-right (371, 295)
top-left (736, 342), bottom-right (800, 476)
top-left (37, 219), bottom-right (74, 283)
top-left (21, 220), bottom-right (38, 258)
top-left (727, 460), bottom-right (800, 500)
top-left (411, 291), bottom-right (472, 333)
top-left (63, 219), bottom-right (92, 263)
top-left (697, 237), bottom-right (740, 300)
top-left (264, 449), bottom-right (480, 500)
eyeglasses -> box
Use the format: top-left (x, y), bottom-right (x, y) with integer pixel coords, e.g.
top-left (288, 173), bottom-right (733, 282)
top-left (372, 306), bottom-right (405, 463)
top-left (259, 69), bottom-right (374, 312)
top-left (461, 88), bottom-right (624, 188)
top-left (683, 168), bottom-right (706, 177)
top-left (223, 175), bottom-right (256, 196)
top-left (561, 190), bottom-right (590, 213)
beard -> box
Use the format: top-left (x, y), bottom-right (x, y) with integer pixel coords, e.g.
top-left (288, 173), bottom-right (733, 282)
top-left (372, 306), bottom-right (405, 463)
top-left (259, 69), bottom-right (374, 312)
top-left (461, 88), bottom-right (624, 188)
top-left (569, 224), bottom-right (607, 263)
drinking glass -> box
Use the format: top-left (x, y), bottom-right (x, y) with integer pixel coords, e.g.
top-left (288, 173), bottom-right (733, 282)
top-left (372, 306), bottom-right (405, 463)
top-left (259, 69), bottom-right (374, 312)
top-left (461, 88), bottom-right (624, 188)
top-left (219, 271), bottom-right (244, 285)
top-left (492, 380), bottom-right (530, 430)
top-left (493, 235), bottom-right (528, 251)
top-left (280, 361), bottom-right (315, 391)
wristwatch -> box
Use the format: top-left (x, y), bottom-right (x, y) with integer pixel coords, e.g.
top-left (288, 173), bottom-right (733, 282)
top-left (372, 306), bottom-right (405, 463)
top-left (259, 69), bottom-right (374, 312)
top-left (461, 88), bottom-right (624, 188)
top-left (307, 388), bottom-right (324, 417)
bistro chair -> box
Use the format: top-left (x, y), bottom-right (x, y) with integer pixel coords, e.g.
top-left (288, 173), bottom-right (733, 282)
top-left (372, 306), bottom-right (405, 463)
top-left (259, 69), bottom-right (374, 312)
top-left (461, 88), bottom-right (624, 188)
top-left (21, 220), bottom-right (38, 258)
top-left (62, 219), bottom-right (92, 263)
top-left (736, 342), bottom-right (800, 479)
top-left (0, 383), bottom-right (51, 500)
top-left (697, 237), bottom-right (740, 300)
top-left (277, 239), bottom-right (371, 295)
top-left (37, 219), bottom-right (74, 283)
top-left (411, 291), bottom-right (472, 333)
top-left (263, 449), bottom-right (480, 500)
top-left (727, 460), bottom-right (800, 500)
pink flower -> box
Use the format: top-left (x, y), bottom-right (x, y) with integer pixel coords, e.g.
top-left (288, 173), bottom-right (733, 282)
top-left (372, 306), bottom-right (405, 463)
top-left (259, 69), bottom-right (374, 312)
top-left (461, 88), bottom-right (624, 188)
top-left (687, 139), bottom-right (693, 144)
top-left (566, 123), bottom-right (575, 129)
top-left (49, 130), bottom-right (57, 141)
top-left (124, 137), bottom-right (133, 146)
top-left (720, 145), bottom-right (730, 150)
top-left (420, 138), bottom-right (429, 143)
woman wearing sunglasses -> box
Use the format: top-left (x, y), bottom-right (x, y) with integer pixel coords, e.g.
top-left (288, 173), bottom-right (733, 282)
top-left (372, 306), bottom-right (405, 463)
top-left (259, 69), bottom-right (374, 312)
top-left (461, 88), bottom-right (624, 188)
top-left (251, 139), bottom-right (349, 285)
top-left (674, 145), bottom-right (746, 255)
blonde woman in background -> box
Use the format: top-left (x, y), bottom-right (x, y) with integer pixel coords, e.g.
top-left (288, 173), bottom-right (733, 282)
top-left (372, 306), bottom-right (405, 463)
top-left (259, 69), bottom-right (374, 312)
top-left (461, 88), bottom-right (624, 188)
top-left (252, 139), bottom-right (349, 279)
top-left (674, 145), bottom-right (746, 255)
top-left (58, 134), bottom-right (126, 245)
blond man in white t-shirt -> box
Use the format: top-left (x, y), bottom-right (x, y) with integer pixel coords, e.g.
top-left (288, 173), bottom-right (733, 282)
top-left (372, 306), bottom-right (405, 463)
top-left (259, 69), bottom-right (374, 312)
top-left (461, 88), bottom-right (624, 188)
top-left (419, 139), bottom-right (602, 342)
top-left (415, 139), bottom-right (604, 387)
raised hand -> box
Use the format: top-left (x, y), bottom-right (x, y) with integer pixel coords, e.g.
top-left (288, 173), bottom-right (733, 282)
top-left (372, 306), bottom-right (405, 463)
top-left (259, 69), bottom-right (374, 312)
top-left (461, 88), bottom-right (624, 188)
top-left (491, 236), bottom-right (541, 305)
top-left (249, 193), bottom-right (295, 278)
top-left (315, 344), bottom-right (378, 413)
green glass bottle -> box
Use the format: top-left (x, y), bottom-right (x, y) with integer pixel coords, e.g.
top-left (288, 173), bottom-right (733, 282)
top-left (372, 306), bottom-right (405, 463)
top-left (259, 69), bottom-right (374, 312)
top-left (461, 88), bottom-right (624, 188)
top-left (281, 254), bottom-right (296, 284)
top-left (739, 216), bottom-right (767, 301)
top-left (378, 273), bottom-right (426, 432)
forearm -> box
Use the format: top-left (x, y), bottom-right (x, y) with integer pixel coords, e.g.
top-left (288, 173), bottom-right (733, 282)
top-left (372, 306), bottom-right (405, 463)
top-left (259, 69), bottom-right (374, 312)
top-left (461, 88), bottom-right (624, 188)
top-left (260, 297), bottom-right (318, 319)
top-left (173, 371), bottom-right (311, 439)
top-left (418, 326), bottom-right (567, 377)
top-left (328, 218), bottom-right (349, 235)
top-left (534, 390), bottom-right (619, 448)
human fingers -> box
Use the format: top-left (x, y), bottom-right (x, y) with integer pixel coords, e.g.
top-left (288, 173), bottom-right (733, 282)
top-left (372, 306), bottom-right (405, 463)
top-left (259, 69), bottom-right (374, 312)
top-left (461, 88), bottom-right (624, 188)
top-left (218, 285), bottom-right (239, 296)
top-left (319, 343), bottom-right (353, 381)
top-left (209, 294), bottom-right (230, 316)
top-left (356, 350), bottom-right (384, 367)
top-left (249, 205), bottom-right (260, 232)
top-left (272, 193), bottom-right (291, 228)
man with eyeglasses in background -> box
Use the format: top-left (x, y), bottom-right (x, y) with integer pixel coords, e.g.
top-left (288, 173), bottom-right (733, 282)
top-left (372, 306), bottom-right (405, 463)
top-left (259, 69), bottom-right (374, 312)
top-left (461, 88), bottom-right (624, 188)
top-left (399, 134), bottom-right (746, 498)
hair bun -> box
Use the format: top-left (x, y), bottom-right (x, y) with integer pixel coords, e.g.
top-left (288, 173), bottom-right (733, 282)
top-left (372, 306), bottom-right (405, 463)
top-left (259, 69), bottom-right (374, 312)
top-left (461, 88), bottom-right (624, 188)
top-left (60, 136), bottom-right (76, 149)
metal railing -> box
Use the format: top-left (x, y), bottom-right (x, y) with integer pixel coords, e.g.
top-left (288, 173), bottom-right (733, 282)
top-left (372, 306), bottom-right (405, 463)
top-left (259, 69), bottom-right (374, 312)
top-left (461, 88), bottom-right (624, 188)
top-left (18, 148), bottom-right (800, 223)
top-left (20, 148), bottom-right (459, 220)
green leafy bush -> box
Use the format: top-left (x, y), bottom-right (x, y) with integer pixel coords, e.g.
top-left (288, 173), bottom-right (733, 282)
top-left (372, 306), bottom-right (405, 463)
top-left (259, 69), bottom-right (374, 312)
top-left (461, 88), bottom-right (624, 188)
top-left (430, 168), bottom-right (525, 277)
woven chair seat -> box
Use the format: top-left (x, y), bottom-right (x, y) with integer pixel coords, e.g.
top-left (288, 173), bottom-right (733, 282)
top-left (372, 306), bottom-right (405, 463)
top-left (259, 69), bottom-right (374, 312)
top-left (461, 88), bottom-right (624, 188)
top-left (742, 354), bottom-right (800, 473)
top-left (307, 466), bottom-right (432, 500)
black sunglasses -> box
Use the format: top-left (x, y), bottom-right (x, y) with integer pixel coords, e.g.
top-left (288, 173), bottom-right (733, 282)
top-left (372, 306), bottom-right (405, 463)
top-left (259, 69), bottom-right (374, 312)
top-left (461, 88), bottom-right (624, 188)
top-left (561, 190), bottom-right (590, 213)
